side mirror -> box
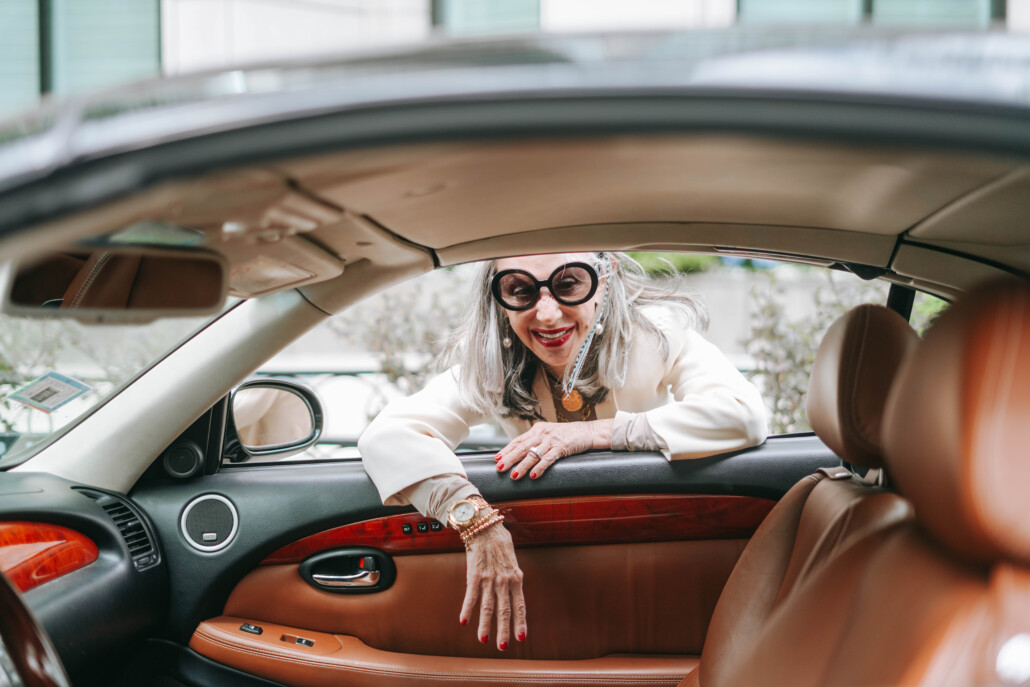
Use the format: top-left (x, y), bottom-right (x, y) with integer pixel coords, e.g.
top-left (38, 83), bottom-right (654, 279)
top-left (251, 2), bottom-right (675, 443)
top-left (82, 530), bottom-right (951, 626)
top-left (225, 379), bottom-right (323, 463)
top-left (2, 246), bottom-right (227, 324)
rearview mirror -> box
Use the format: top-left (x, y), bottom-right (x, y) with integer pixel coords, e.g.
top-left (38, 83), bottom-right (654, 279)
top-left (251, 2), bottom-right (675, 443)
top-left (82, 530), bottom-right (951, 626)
top-left (1, 246), bottom-right (227, 324)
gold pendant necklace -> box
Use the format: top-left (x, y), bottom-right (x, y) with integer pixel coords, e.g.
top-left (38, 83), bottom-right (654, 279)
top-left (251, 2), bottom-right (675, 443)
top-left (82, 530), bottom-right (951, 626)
top-left (561, 389), bottom-right (583, 412)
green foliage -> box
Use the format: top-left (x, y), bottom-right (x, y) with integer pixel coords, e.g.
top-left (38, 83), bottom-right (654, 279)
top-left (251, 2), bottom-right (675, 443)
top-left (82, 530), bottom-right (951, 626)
top-left (744, 269), bottom-right (889, 434)
top-left (627, 252), bottom-right (721, 276)
top-left (911, 292), bottom-right (949, 335)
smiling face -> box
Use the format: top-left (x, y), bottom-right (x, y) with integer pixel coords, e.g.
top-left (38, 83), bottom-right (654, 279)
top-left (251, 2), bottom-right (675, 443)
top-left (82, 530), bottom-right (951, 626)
top-left (494, 253), bottom-right (605, 376)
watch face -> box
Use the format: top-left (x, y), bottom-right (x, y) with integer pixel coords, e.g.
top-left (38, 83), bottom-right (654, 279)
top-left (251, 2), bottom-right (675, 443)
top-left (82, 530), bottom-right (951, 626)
top-left (452, 502), bottom-right (476, 523)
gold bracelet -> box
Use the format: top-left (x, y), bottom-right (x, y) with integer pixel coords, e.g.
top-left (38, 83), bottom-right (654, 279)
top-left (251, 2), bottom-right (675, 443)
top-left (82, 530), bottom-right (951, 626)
top-left (461, 514), bottom-right (502, 547)
top-left (459, 510), bottom-right (500, 543)
top-left (460, 511), bottom-right (504, 547)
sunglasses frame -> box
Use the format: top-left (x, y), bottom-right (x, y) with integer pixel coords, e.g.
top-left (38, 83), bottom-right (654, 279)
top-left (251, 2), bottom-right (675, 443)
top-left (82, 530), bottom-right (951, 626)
top-left (490, 261), bottom-right (599, 311)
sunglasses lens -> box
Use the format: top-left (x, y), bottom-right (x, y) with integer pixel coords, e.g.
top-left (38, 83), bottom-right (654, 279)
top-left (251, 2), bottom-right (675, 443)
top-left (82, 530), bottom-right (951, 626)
top-left (497, 272), bottom-right (539, 309)
top-left (551, 266), bottom-right (594, 304)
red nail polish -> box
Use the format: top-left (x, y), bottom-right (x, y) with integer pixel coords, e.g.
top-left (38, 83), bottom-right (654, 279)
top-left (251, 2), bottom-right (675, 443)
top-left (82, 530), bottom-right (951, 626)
top-left (497, 463), bottom-right (504, 471)
top-left (500, 642), bottom-right (508, 650)
top-left (518, 632), bottom-right (526, 641)
top-left (481, 635), bottom-right (488, 643)
top-left (530, 472), bottom-right (537, 479)
top-left (461, 619), bottom-right (467, 625)
top-left (511, 471), bottom-right (519, 479)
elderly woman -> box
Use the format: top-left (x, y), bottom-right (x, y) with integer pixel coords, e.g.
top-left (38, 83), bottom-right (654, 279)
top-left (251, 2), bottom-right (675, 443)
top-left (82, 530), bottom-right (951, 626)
top-left (358, 252), bottom-right (767, 651)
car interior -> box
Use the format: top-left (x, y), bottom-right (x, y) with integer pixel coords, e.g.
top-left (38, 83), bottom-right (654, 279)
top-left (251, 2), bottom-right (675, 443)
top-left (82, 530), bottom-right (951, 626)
top-left (1, 56), bottom-right (1029, 687)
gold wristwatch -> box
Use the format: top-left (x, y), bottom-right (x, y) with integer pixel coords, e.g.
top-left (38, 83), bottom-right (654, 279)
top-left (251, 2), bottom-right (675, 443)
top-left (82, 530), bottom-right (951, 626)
top-left (446, 495), bottom-right (489, 530)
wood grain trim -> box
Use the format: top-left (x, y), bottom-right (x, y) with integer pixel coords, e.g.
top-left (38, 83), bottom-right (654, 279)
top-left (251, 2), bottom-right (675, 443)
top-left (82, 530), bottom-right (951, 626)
top-left (263, 494), bottom-right (774, 565)
top-left (0, 522), bottom-right (99, 593)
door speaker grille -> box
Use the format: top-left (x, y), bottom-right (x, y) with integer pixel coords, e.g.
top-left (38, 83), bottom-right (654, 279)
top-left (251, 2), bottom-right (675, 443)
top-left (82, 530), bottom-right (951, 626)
top-left (181, 494), bottom-right (238, 552)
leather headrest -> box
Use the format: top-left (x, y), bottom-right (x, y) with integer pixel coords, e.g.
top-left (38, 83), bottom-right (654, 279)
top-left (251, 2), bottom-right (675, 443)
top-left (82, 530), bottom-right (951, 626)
top-left (807, 304), bottom-right (919, 469)
top-left (884, 277), bottom-right (1030, 566)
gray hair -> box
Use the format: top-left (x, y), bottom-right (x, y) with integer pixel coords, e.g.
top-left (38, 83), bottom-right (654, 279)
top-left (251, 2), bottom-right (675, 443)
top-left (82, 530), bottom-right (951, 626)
top-left (440, 253), bottom-right (708, 422)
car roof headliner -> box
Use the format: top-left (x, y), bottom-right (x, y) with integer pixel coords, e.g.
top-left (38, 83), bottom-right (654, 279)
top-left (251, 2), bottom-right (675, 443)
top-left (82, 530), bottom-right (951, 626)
top-left (0, 30), bottom-right (1028, 305)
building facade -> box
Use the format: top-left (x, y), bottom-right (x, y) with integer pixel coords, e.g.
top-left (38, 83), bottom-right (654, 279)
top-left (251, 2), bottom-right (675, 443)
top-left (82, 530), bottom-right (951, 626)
top-left (1, 0), bottom-right (1024, 117)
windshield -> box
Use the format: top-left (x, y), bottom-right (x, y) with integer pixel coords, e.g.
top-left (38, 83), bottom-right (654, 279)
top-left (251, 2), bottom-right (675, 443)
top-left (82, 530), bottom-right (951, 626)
top-left (0, 309), bottom-right (224, 467)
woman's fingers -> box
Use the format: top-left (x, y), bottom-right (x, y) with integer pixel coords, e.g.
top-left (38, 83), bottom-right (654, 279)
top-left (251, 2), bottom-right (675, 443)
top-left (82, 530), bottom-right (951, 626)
top-left (529, 445), bottom-right (564, 478)
top-left (495, 578), bottom-right (512, 649)
top-left (477, 581), bottom-right (495, 644)
top-left (495, 437), bottom-right (529, 473)
top-left (460, 568), bottom-right (480, 627)
top-left (512, 577), bottom-right (528, 642)
top-left (510, 450), bottom-right (542, 480)
top-left (462, 524), bottom-right (527, 650)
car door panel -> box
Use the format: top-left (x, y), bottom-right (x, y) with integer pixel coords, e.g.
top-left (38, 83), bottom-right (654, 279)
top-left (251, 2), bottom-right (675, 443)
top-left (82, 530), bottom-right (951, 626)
top-left (222, 538), bottom-right (747, 659)
top-left (130, 436), bottom-right (838, 685)
top-left (191, 616), bottom-right (702, 687)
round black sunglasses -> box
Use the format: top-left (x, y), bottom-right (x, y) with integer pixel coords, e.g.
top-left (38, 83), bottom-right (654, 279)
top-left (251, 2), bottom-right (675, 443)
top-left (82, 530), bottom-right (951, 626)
top-left (490, 262), bottom-right (599, 311)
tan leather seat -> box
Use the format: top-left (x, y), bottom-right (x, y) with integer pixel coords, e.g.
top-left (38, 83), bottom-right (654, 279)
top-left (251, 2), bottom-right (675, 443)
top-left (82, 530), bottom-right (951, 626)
top-left (682, 304), bottom-right (918, 687)
top-left (717, 277), bottom-right (1030, 686)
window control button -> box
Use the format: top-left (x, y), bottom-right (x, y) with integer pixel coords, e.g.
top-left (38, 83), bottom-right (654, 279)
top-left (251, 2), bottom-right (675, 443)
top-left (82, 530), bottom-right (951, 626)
top-left (296, 637), bottom-right (314, 647)
top-left (417, 521), bottom-right (429, 533)
top-left (240, 623), bottom-right (263, 635)
top-left (402, 523), bottom-right (413, 535)
top-left (430, 521), bottom-right (442, 531)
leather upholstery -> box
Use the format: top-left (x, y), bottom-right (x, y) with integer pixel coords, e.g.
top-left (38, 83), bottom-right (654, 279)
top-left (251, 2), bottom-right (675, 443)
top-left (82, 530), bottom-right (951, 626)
top-left (682, 303), bottom-right (919, 687)
top-left (9, 253), bottom-right (85, 306)
top-left (807, 304), bottom-right (919, 469)
top-left (191, 616), bottom-right (699, 687)
top-left (60, 250), bottom-right (223, 310)
top-left (222, 540), bottom-right (745, 661)
top-left (700, 278), bottom-right (1030, 687)
top-left (694, 474), bottom-right (913, 687)
top-left (884, 277), bottom-right (1030, 566)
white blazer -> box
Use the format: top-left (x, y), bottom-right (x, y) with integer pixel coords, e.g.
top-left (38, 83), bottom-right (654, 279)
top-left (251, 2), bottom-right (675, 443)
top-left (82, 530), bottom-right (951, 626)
top-left (359, 306), bottom-right (768, 505)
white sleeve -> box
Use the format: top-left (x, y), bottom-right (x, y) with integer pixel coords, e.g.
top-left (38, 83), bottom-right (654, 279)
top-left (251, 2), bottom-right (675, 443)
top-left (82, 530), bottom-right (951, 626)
top-left (643, 326), bottom-right (769, 461)
top-left (611, 411), bottom-right (666, 452)
top-left (358, 367), bottom-right (489, 505)
top-left (396, 474), bottom-right (482, 524)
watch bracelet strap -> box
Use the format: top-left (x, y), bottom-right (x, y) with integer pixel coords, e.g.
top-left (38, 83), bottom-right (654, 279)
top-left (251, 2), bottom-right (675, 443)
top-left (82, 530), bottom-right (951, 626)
top-left (460, 511), bottom-right (504, 547)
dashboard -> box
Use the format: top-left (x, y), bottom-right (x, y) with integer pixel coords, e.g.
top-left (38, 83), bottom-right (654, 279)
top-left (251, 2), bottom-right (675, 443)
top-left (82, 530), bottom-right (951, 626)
top-left (0, 473), bottom-right (167, 685)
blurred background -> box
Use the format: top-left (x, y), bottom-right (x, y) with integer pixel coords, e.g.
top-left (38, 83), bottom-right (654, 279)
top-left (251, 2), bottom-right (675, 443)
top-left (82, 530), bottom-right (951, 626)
top-left (2, 0), bottom-right (1028, 118)
top-left (0, 0), bottom-right (1003, 458)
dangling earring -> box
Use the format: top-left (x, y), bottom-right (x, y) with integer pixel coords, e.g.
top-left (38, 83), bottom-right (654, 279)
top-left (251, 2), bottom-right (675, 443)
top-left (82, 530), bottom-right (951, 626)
top-left (502, 321), bottom-right (513, 349)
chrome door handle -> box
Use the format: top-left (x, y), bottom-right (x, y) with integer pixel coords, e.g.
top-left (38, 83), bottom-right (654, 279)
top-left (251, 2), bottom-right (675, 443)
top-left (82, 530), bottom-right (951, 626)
top-left (299, 547), bottom-right (395, 594)
top-left (311, 570), bottom-right (381, 588)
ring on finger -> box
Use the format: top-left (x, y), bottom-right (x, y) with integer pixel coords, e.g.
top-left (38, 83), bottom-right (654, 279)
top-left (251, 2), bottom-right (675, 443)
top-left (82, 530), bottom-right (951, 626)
top-left (527, 445), bottom-right (544, 460)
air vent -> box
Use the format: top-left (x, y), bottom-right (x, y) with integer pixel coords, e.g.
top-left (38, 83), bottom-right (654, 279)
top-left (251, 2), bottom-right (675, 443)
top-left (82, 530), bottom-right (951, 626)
top-left (76, 488), bottom-right (159, 571)
top-left (102, 501), bottom-right (153, 558)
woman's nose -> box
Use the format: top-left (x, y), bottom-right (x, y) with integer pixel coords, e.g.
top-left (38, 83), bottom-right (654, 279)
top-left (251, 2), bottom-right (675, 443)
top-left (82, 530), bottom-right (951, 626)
top-left (534, 290), bottom-right (562, 322)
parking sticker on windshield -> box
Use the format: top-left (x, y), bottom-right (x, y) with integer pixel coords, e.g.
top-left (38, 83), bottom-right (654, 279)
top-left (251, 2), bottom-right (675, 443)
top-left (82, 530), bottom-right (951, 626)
top-left (7, 372), bottom-right (91, 414)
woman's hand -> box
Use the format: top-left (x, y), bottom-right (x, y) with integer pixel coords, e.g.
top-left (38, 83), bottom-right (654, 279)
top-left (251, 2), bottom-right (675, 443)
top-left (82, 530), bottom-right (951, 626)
top-left (460, 523), bottom-right (527, 650)
top-left (495, 418), bottom-right (613, 480)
